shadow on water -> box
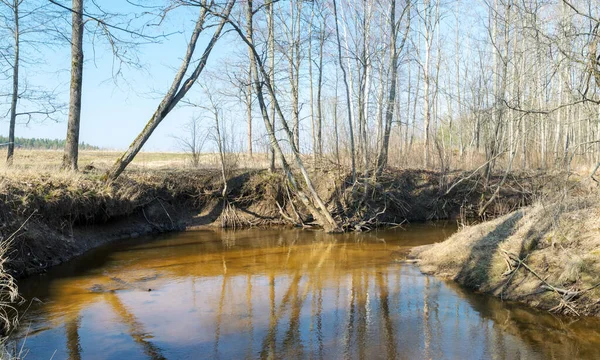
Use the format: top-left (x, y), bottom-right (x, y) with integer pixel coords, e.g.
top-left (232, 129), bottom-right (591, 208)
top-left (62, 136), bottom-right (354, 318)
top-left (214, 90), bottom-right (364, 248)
top-left (11, 222), bottom-right (600, 360)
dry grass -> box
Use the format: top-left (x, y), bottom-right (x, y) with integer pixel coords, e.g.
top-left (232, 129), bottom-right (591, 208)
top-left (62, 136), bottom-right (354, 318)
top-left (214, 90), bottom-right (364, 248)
top-left (1, 149), bottom-right (274, 173)
top-left (0, 219), bottom-right (28, 359)
top-left (412, 195), bottom-right (600, 315)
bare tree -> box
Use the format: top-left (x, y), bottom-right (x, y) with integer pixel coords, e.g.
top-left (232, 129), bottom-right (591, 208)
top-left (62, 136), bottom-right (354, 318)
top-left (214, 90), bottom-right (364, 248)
top-left (314, 4), bottom-right (327, 161)
top-left (4, 0), bottom-right (20, 166)
top-left (376, 0), bottom-right (410, 175)
top-left (206, 0), bottom-right (342, 231)
top-left (61, 0), bottom-right (83, 171)
top-left (105, 0), bottom-right (235, 181)
top-left (1, 0), bottom-right (62, 165)
top-left (48, 0), bottom-right (172, 171)
top-left (415, 0), bottom-right (440, 169)
top-left (173, 115), bottom-right (208, 168)
top-left (267, 0), bottom-right (276, 172)
top-left (245, 0), bottom-right (253, 156)
top-left (333, 0), bottom-right (356, 181)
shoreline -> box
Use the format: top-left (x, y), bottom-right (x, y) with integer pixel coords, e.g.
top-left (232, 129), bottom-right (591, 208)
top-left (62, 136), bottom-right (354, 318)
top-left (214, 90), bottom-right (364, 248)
top-left (1, 166), bottom-right (592, 320)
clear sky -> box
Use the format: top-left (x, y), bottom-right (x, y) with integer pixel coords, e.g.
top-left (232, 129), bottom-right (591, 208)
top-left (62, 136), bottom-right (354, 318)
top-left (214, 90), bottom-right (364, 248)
top-left (4, 1), bottom-right (241, 152)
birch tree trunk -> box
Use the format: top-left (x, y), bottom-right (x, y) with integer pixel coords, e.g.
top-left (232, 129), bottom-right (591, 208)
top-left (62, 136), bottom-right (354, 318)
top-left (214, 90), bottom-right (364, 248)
top-left (287, 0), bottom-right (302, 151)
top-left (267, 0), bottom-right (276, 172)
top-left (316, 19), bottom-right (325, 159)
top-left (246, 14), bottom-right (253, 156)
top-left (308, 3), bottom-right (315, 166)
top-left (376, 0), bottom-right (399, 174)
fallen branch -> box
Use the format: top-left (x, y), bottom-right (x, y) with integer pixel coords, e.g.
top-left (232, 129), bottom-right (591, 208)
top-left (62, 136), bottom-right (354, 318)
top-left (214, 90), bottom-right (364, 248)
top-left (274, 200), bottom-right (297, 225)
top-left (444, 150), bottom-right (508, 196)
top-left (500, 248), bottom-right (587, 315)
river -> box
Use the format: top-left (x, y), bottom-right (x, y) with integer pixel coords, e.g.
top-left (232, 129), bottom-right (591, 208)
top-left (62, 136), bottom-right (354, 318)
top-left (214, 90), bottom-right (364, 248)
top-left (11, 223), bottom-right (600, 359)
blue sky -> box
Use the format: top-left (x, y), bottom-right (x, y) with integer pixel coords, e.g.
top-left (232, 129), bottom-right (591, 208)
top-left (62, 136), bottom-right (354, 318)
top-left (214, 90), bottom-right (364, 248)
top-left (4, 1), bottom-right (239, 151)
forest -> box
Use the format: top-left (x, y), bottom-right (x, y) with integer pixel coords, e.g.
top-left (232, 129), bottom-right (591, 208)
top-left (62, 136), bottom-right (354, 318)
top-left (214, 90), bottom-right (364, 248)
top-left (0, 135), bottom-right (98, 150)
top-left (0, 0), bottom-right (599, 357)
top-left (1, 0), bottom-right (599, 231)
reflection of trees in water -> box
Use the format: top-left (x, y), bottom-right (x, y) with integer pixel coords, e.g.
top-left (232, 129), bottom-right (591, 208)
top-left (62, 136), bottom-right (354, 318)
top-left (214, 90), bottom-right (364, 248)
top-left (250, 242), bottom-right (407, 359)
top-left (258, 242), bottom-right (334, 359)
top-left (19, 230), bottom-right (600, 359)
top-left (245, 273), bottom-right (254, 359)
top-left (65, 315), bottom-right (81, 360)
top-left (104, 293), bottom-right (167, 360)
top-left (213, 266), bottom-right (227, 358)
top-left (376, 271), bottom-right (398, 359)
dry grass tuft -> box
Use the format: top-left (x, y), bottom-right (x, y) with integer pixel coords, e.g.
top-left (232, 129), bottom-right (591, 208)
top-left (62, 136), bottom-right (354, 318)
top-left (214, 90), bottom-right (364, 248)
top-left (0, 217), bottom-right (29, 358)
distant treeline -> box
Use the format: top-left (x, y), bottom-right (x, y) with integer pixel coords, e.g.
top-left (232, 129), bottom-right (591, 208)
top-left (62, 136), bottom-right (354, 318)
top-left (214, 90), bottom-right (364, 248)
top-left (0, 136), bottom-right (99, 150)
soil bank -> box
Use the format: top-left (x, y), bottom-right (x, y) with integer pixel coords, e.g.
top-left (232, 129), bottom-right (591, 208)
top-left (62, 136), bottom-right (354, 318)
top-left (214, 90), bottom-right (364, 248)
top-left (0, 167), bottom-right (576, 282)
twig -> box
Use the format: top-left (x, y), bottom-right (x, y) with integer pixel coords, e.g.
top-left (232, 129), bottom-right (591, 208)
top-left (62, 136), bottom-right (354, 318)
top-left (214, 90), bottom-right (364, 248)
top-left (500, 248), bottom-right (586, 315)
top-left (156, 198), bottom-right (175, 229)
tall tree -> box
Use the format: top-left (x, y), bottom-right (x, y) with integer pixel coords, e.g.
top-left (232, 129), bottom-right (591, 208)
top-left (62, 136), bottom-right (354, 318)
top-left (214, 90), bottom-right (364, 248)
top-left (333, 0), bottom-right (356, 181)
top-left (245, 0), bottom-right (253, 156)
top-left (213, 0), bottom-right (341, 231)
top-left (267, 0), bottom-right (276, 172)
top-left (61, 0), bottom-right (83, 171)
top-left (5, 0), bottom-right (20, 165)
top-left (3, 0), bottom-right (61, 165)
top-left (376, 0), bottom-right (410, 174)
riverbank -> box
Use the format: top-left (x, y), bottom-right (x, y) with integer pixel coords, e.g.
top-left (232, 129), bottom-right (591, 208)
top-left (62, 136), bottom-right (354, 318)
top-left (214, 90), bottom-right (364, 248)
top-left (0, 160), bottom-right (591, 340)
top-left (410, 193), bottom-right (600, 317)
top-left (0, 165), bottom-right (554, 278)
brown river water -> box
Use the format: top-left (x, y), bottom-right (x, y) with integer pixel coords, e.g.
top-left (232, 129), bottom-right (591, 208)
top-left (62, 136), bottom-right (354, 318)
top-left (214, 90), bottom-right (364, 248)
top-left (10, 223), bottom-right (600, 359)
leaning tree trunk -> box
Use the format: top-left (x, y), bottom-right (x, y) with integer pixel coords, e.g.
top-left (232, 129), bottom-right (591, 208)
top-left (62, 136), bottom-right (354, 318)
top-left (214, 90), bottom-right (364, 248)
top-left (105, 0), bottom-right (234, 181)
top-left (242, 1), bottom-right (339, 232)
top-left (62, 0), bottom-right (84, 171)
top-left (6, 0), bottom-right (19, 166)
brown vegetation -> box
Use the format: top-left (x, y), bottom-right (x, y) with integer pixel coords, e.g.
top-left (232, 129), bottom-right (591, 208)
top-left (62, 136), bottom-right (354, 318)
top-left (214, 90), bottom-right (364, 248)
top-left (0, 150), bottom-right (558, 280)
top-left (0, 149), bottom-right (595, 345)
top-left (411, 189), bottom-right (600, 316)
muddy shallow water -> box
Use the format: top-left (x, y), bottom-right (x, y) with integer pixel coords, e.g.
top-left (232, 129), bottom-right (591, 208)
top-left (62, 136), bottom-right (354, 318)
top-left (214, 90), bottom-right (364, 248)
top-left (11, 223), bottom-right (600, 359)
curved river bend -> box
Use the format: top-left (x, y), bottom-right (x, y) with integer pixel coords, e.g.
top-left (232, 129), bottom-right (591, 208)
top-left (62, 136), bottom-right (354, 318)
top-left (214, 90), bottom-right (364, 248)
top-left (12, 224), bottom-right (600, 359)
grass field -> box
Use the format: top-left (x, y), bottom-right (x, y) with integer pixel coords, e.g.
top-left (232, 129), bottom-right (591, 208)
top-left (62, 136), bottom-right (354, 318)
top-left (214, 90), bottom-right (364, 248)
top-left (0, 149), bottom-right (273, 173)
top-left (3, 148), bottom-right (598, 179)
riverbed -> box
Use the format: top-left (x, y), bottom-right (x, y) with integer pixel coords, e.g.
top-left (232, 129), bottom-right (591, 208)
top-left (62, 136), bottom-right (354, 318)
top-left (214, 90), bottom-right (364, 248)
top-left (11, 223), bottom-right (600, 359)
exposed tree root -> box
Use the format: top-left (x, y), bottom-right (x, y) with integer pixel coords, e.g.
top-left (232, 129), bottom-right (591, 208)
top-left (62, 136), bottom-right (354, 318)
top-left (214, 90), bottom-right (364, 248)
top-left (220, 200), bottom-right (246, 229)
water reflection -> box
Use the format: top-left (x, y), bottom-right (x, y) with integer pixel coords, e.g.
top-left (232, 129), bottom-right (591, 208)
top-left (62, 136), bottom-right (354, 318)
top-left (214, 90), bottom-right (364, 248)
top-left (12, 224), bottom-right (600, 359)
